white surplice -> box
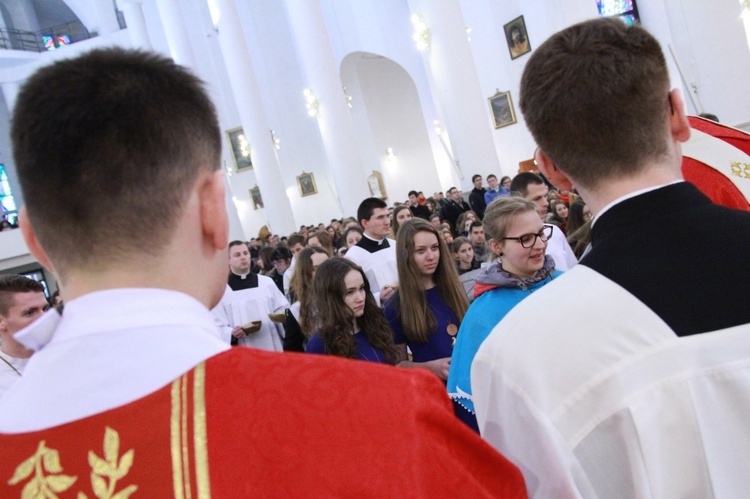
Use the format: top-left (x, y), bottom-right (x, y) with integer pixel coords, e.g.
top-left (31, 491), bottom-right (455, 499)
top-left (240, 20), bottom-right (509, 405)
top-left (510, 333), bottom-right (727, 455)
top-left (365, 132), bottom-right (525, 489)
top-left (471, 265), bottom-right (750, 498)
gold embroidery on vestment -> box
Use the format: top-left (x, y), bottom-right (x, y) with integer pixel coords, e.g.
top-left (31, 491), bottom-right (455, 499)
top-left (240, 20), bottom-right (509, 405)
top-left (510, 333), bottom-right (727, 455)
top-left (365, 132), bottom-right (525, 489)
top-left (193, 363), bottom-right (211, 498)
top-left (8, 440), bottom-right (77, 498)
top-left (730, 161), bottom-right (750, 179)
top-left (87, 426), bottom-right (137, 498)
top-left (171, 376), bottom-right (185, 499)
top-left (8, 427), bottom-right (136, 498)
top-left (181, 373), bottom-right (192, 499)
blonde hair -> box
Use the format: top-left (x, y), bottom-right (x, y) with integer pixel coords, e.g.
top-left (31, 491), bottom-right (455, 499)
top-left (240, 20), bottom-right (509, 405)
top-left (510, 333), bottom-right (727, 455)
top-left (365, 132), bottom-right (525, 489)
top-left (483, 197), bottom-right (536, 260)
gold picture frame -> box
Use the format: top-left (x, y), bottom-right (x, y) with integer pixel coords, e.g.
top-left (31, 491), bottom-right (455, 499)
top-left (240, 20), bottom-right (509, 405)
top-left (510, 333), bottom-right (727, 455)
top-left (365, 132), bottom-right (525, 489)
top-left (488, 89), bottom-right (517, 129)
top-left (367, 171), bottom-right (387, 200)
top-left (226, 127), bottom-right (253, 172)
top-left (249, 186), bottom-right (263, 210)
top-left (297, 172), bottom-right (317, 197)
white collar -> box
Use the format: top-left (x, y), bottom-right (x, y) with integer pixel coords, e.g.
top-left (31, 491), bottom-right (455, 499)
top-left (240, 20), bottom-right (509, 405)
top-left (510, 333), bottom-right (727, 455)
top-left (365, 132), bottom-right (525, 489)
top-left (592, 180), bottom-right (684, 228)
top-left (15, 288), bottom-right (218, 352)
top-left (362, 232), bottom-right (387, 245)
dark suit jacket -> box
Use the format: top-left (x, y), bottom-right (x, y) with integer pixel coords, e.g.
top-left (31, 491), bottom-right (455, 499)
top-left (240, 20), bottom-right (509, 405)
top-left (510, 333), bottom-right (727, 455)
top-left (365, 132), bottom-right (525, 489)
top-left (582, 182), bottom-right (750, 336)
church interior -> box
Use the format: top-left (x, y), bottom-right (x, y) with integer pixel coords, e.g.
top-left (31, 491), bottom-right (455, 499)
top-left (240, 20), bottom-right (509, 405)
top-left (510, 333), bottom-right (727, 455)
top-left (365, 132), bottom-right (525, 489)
top-left (0, 0), bottom-right (749, 292)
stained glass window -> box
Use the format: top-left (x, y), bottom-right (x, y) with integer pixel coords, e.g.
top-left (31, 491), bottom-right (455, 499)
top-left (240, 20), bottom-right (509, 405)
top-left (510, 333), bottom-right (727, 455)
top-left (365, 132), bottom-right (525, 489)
top-left (597, 0), bottom-right (640, 25)
top-left (0, 164), bottom-right (17, 223)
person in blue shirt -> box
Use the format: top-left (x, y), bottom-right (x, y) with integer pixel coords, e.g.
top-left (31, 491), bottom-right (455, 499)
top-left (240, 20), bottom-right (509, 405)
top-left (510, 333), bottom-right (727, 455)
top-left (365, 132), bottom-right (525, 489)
top-left (384, 218), bottom-right (469, 380)
top-left (447, 197), bottom-right (562, 431)
top-left (306, 258), bottom-right (397, 364)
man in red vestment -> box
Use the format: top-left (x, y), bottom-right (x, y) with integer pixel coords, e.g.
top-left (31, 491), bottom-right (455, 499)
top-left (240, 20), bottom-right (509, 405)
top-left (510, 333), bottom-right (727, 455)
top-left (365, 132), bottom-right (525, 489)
top-left (0, 48), bottom-right (525, 497)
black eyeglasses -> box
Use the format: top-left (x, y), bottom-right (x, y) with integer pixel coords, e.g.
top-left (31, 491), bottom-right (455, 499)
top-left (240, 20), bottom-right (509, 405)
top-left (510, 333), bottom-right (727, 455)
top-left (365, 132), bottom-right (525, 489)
top-left (502, 225), bottom-right (553, 248)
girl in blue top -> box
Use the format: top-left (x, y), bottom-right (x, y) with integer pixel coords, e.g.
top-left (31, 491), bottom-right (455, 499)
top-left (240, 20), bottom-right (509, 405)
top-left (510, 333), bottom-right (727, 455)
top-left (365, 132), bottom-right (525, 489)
top-left (447, 197), bottom-right (562, 431)
top-left (384, 218), bottom-right (469, 380)
top-left (306, 258), bottom-right (397, 364)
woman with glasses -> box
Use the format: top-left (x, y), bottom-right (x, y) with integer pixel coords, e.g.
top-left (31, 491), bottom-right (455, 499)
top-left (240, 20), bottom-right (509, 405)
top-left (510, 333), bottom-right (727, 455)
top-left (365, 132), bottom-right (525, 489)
top-left (384, 218), bottom-right (469, 381)
top-left (447, 197), bottom-right (562, 431)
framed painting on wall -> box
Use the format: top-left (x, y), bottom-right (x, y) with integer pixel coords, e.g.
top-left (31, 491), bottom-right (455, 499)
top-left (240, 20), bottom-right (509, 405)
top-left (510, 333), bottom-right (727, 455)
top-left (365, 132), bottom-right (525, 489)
top-left (250, 186), bottom-right (263, 210)
top-left (488, 89), bottom-right (517, 129)
top-left (504, 15), bottom-right (531, 60)
top-left (367, 171), bottom-right (387, 200)
top-left (226, 126), bottom-right (253, 172)
top-left (297, 172), bottom-right (317, 197)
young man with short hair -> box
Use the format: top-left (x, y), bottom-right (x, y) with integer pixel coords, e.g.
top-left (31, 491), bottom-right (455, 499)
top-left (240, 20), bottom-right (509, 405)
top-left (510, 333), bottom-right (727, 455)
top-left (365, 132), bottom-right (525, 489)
top-left (408, 190), bottom-right (430, 220)
top-left (212, 240), bottom-right (289, 349)
top-left (0, 275), bottom-right (47, 397)
top-left (484, 174), bottom-right (502, 206)
top-left (440, 187), bottom-right (470, 234)
top-left (468, 221), bottom-right (486, 262)
top-left (345, 197), bottom-right (398, 303)
top-left (468, 174), bottom-right (487, 219)
top-left (472, 19), bottom-right (750, 497)
top-left (0, 49), bottom-right (524, 496)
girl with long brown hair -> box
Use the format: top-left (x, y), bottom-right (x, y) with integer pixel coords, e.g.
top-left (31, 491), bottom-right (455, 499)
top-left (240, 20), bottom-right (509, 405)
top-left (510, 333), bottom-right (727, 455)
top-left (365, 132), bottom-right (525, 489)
top-left (289, 246), bottom-right (330, 337)
top-left (306, 258), bottom-right (397, 364)
top-left (383, 218), bottom-right (469, 380)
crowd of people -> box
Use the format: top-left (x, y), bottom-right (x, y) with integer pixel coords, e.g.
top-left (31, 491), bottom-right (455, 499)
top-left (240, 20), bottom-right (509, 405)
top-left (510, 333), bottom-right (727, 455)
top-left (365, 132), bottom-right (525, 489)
top-left (1, 18), bottom-right (749, 497)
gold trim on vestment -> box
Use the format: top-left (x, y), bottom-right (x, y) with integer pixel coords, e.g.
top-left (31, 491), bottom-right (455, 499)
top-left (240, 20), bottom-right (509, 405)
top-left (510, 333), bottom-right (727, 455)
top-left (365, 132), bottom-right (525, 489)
top-left (181, 374), bottom-right (192, 499)
top-left (171, 376), bottom-right (185, 499)
top-left (193, 363), bottom-right (211, 498)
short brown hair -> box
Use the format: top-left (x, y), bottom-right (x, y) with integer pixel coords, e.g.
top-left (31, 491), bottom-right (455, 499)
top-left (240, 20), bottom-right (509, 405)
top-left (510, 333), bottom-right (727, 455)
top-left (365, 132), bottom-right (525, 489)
top-left (12, 48), bottom-right (221, 274)
top-left (0, 275), bottom-right (45, 316)
top-left (519, 19), bottom-right (670, 189)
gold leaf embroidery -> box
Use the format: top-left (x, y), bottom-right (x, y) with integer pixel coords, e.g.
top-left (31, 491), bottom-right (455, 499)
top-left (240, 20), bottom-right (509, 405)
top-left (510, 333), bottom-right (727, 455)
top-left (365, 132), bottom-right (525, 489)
top-left (47, 475), bottom-right (77, 493)
top-left (111, 484), bottom-right (138, 499)
top-left (103, 427), bottom-right (118, 465)
top-left (43, 449), bottom-right (63, 474)
top-left (8, 453), bottom-right (35, 485)
top-left (8, 441), bottom-right (78, 498)
top-left (730, 161), bottom-right (750, 179)
top-left (88, 427), bottom-right (138, 499)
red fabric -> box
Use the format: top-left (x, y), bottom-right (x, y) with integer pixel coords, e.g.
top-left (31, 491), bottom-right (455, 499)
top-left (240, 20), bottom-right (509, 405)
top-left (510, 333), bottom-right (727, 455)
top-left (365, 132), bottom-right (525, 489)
top-left (0, 349), bottom-right (526, 498)
top-left (682, 117), bottom-right (750, 211)
top-left (474, 282), bottom-right (499, 299)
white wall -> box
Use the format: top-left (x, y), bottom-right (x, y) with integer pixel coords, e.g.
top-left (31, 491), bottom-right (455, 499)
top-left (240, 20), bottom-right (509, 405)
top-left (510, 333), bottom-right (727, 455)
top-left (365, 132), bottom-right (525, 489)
top-left (2, 0), bottom-right (749, 241)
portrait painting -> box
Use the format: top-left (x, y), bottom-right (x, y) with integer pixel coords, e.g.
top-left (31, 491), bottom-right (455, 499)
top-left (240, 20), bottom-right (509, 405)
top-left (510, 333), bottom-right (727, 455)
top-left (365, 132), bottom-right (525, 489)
top-left (226, 127), bottom-right (253, 172)
top-left (504, 15), bottom-right (531, 60)
top-left (488, 89), bottom-right (517, 129)
top-left (297, 172), bottom-right (317, 197)
top-left (250, 186), bottom-right (263, 210)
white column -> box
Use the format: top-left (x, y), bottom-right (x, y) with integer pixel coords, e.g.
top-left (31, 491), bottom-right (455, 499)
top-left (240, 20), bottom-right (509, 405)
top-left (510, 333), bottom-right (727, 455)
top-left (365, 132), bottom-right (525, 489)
top-left (284, 0), bottom-right (371, 216)
top-left (2, 82), bottom-right (19, 114)
top-left (408, 0), bottom-right (501, 188)
top-left (214, 0), bottom-right (296, 236)
top-left (156, 0), bottom-right (197, 68)
top-left (117, 0), bottom-right (152, 50)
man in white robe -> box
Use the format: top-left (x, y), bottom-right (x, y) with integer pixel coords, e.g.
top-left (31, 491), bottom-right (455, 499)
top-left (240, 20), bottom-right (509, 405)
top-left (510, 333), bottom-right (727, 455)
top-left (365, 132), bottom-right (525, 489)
top-left (215, 241), bottom-right (289, 351)
top-left (472, 18), bottom-right (750, 498)
top-left (345, 197), bottom-right (397, 303)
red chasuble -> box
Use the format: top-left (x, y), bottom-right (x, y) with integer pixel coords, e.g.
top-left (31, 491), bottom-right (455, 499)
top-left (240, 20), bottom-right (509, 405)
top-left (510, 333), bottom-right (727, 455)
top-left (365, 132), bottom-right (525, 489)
top-left (682, 116), bottom-right (750, 211)
top-left (0, 348), bottom-right (526, 497)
